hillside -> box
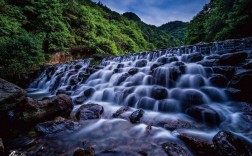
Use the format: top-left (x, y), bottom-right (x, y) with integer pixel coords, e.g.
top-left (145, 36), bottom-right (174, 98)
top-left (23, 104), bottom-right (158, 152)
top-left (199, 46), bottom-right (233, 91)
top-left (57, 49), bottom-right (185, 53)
top-left (0, 0), bottom-right (180, 78)
top-left (159, 21), bottom-right (188, 43)
top-left (186, 0), bottom-right (252, 44)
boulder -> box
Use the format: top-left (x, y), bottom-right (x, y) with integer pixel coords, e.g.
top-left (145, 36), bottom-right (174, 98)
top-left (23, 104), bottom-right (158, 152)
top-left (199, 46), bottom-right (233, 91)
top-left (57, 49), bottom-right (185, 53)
top-left (212, 66), bottom-right (235, 80)
top-left (35, 117), bottom-right (80, 135)
top-left (228, 70), bottom-right (252, 103)
top-left (164, 120), bottom-right (195, 131)
top-left (14, 94), bottom-right (73, 124)
top-left (197, 59), bottom-right (220, 67)
top-left (180, 90), bottom-right (206, 110)
top-left (150, 63), bottom-right (164, 71)
top-left (112, 106), bottom-right (129, 118)
top-left (75, 104), bottom-right (104, 121)
top-left (0, 138), bottom-right (4, 154)
top-left (128, 68), bottom-right (138, 75)
top-left (181, 52), bottom-right (203, 63)
top-left (220, 52), bottom-right (248, 65)
top-left (151, 86), bottom-right (168, 100)
top-left (74, 88), bottom-right (95, 104)
top-left (209, 74), bottom-right (228, 88)
top-left (213, 131), bottom-right (252, 156)
top-left (0, 78), bottom-right (26, 112)
top-left (137, 97), bottom-right (155, 110)
top-left (135, 59), bottom-right (147, 67)
top-left (178, 132), bottom-right (216, 156)
top-left (73, 147), bottom-right (95, 156)
top-left (129, 109), bottom-right (144, 123)
top-left (186, 105), bottom-right (221, 125)
top-left (162, 143), bottom-right (190, 156)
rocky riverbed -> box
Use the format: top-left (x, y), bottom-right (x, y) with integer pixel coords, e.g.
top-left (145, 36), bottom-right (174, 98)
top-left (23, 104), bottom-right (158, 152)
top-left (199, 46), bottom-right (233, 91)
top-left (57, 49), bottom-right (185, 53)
top-left (0, 37), bottom-right (252, 156)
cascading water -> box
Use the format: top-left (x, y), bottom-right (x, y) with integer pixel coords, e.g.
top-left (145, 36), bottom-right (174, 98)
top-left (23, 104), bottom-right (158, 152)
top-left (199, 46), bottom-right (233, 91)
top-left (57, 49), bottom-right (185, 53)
top-left (26, 49), bottom-right (252, 155)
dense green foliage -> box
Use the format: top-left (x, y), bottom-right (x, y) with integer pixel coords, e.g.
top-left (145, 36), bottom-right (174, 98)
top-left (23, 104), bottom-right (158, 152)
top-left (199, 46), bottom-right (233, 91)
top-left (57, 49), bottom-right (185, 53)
top-left (0, 0), bottom-right (181, 77)
top-left (186, 0), bottom-right (252, 44)
top-left (159, 21), bottom-right (188, 43)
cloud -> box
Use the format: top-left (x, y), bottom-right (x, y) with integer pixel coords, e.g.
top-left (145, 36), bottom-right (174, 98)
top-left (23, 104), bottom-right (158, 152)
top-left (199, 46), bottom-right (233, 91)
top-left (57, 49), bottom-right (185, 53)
top-left (92, 0), bottom-right (209, 26)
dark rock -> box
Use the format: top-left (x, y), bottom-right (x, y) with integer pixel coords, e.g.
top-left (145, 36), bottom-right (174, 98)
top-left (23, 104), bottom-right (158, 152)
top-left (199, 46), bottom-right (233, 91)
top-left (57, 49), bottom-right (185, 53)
top-left (162, 143), bottom-right (190, 156)
top-left (224, 88), bottom-right (242, 101)
top-left (73, 147), bottom-right (95, 156)
top-left (206, 54), bottom-right (220, 60)
top-left (116, 73), bottom-right (129, 85)
top-left (179, 132), bottom-right (216, 156)
top-left (75, 88), bottom-right (95, 104)
top-left (151, 86), bottom-right (168, 100)
top-left (56, 89), bottom-right (67, 95)
top-left (112, 106), bottom-right (129, 118)
top-left (128, 68), bottom-right (138, 75)
top-left (197, 59), bottom-right (220, 67)
top-left (209, 74), bottom-right (228, 88)
top-left (212, 66), bottom-right (235, 80)
top-left (243, 61), bottom-right (252, 69)
top-left (70, 77), bottom-right (79, 85)
top-left (14, 94), bottom-right (73, 124)
top-left (135, 59), bottom-right (147, 67)
top-left (76, 104), bottom-right (104, 120)
top-left (180, 90), bottom-right (205, 110)
top-left (129, 109), bottom-right (144, 123)
top-left (220, 52), bottom-right (248, 65)
top-left (150, 63), bottom-right (164, 71)
top-left (228, 70), bottom-right (252, 103)
top-left (75, 64), bottom-right (82, 70)
top-left (0, 138), bottom-right (4, 154)
top-left (117, 63), bottom-right (124, 68)
top-left (164, 120), bottom-right (195, 131)
top-left (213, 131), bottom-right (252, 156)
top-left (181, 52), bottom-right (203, 63)
top-left (186, 105), bottom-right (221, 125)
top-left (137, 97), bottom-right (155, 110)
top-left (35, 117), bottom-right (80, 135)
top-left (0, 78), bottom-right (26, 111)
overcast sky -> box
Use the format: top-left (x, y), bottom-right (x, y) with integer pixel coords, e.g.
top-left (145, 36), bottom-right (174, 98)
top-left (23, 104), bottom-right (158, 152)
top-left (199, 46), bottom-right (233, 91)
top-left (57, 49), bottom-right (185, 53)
top-left (92, 0), bottom-right (210, 26)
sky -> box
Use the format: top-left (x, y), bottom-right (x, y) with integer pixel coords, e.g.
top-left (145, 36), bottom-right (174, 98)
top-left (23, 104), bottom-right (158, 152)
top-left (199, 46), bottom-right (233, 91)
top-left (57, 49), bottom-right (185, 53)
top-left (92, 0), bottom-right (210, 26)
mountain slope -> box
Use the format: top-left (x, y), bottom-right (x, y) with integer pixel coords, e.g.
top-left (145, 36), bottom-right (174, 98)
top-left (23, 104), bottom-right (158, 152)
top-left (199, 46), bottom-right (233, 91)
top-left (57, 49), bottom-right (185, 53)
top-left (0, 0), bottom-right (180, 77)
top-left (186, 0), bottom-right (252, 44)
top-left (159, 21), bottom-right (188, 43)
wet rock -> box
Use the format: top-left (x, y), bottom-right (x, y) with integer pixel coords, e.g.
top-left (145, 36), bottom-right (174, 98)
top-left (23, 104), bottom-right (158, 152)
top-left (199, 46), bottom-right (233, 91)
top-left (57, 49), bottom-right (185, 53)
top-left (70, 77), bottom-right (79, 85)
top-left (74, 88), bottom-right (95, 104)
top-left (0, 138), bottom-right (4, 154)
top-left (73, 147), bottom-right (95, 156)
top-left (150, 63), bottom-right (164, 71)
top-left (200, 87), bottom-right (225, 102)
top-left (0, 78), bottom-right (26, 111)
top-left (186, 105), bottom-right (221, 125)
top-left (197, 59), bottom-right (220, 67)
top-left (162, 143), bottom-right (190, 156)
top-left (112, 106), bottom-right (129, 118)
top-left (137, 97), bottom-right (155, 110)
top-left (212, 66), bottom-right (235, 80)
top-left (76, 104), bottom-right (104, 120)
top-left (128, 68), bottom-right (138, 75)
top-left (35, 117), bottom-right (80, 135)
top-left (181, 52), bottom-right (203, 63)
top-left (180, 90), bottom-right (205, 110)
top-left (164, 120), bottom-right (195, 131)
top-left (14, 94), bottom-right (73, 124)
top-left (116, 73), bottom-right (129, 85)
top-left (220, 51), bottom-right (248, 65)
top-left (213, 131), bottom-right (252, 156)
top-left (129, 109), bottom-right (144, 123)
top-left (206, 54), bottom-right (220, 60)
top-left (75, 64), bottom-right (82, 70)
top-left (56, 89), bottom-right (67, 95)
top-left (224, 87), bottom-right (242, 101)
top-left (117, 63), bottom-right (124, 69)
top-left (228, 70), bottom-right (252, 103)
top-left (243, 61), bottom-right (252, 69)
top-left (135, 59), bottom-right (147, 67)
top-left (151, 86), bottom-right (168, 100)
top-left (157, 56), bottom-right (178, 64)
top-left (209, 74), bottom-right (228, 88)
top-left (179, 132), bottom-right (215, 156)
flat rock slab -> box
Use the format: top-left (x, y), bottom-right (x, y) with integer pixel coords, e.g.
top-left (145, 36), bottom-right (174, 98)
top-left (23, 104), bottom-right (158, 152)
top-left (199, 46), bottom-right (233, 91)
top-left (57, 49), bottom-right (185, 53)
top-left (0, 78), bottom-right (26, 111)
